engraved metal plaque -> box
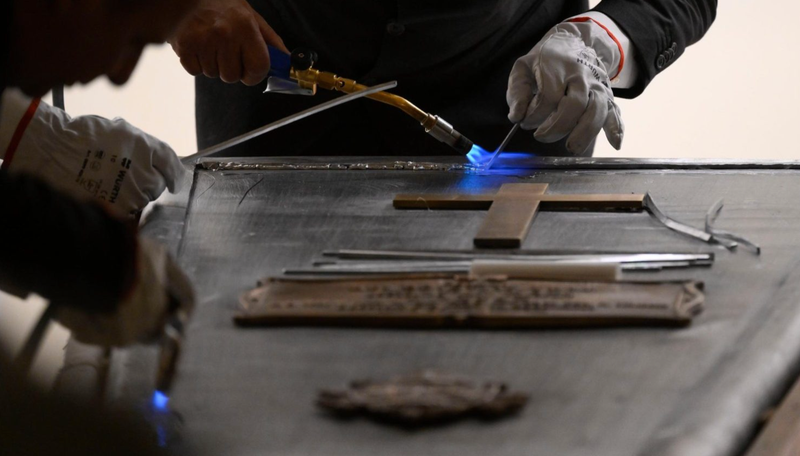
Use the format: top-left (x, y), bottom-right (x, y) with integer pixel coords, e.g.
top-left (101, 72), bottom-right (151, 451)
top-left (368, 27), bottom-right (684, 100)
top-left (236, 276), bottom-right (704, 328)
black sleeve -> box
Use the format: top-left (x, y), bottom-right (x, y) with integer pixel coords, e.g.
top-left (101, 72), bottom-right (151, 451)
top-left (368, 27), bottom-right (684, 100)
top-left (0, 171), bottom-right (137, 313)
top-left (593, 0), bottom-right (718, 98)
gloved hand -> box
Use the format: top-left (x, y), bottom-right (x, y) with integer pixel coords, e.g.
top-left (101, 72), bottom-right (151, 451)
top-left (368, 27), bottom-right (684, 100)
top-left (55, 238), bottom-right (195, 347)
top-left (0, 89), bottom-right (189, 217)
top-left (169, 0), bottom-right (289, 86)
top-left (507, 19), bottom-right (624, 154)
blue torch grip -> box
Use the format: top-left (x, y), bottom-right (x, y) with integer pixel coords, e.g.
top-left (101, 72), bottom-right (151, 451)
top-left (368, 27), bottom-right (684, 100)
top-left (268, 46), bottom-right (292, 80)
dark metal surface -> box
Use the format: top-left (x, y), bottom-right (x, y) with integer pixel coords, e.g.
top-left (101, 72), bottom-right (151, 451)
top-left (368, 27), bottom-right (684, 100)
top-left (116, 158), bottom-right (800, 456)
top-left (197, 155), bottom-right (800, 171)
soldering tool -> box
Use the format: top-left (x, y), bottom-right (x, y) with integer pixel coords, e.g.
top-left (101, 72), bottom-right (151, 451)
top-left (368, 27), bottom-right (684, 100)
top-left (265, 47), bottom-right (475, 155)
top-left (14, 298), bottom-right (185, 410)
top-left (154, 299), bottom-right (189, 403)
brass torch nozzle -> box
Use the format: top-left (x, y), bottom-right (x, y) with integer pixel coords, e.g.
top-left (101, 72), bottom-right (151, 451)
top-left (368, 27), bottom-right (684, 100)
top-left (291, 68), bottom-right (474, 154)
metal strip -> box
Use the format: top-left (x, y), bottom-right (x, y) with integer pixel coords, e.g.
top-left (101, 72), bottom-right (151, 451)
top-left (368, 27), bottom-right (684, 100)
top-left (705, 199), bottom-right (761, 254)
top-left (289, 252), bottom-right (713, 275)
top-left (642, 193), bottom-right (738, 249)
top-left (199, 161), bottom-right (467, 172)
top-left (322, 250), bottom-right (714, 264)
top-left (52, 85), bottom-right (65, 110)
top-left (195, 156), bottom-right (800, 172)
top-left (182, 81), bottom-right (398, 164)
top-left (13, 303), bottom-right (56, 374)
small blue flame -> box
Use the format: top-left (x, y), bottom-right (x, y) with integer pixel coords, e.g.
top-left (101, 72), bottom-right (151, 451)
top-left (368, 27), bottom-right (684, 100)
top-left (466, 143), bottom-right (540, 175)
top-left (152, 390), bottom-right (170, 411)
top-left (465, 144), bottom-right (493, 167)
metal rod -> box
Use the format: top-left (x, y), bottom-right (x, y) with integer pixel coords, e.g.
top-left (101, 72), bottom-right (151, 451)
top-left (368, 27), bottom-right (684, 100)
top-left (288, 251), bottom-right (713, 275)
top-left (481, 123), bottom-right (520, 170)
top-left (285, 261), bottom-right (703, 275)
top-left (705, 198), bottom-right (761, 254)
top-left (181, 81), bottom-right (398, 164)
top-left (311, 260), bottom-right (712, 270)
top-left (322, 250), bottom-right (714, 264)
top-left (52, 85), bottom-right (65, 110)
top-left (13, 302), bottom-right (56, 375)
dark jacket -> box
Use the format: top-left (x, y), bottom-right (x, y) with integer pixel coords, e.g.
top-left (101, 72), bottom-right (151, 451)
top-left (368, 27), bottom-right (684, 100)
top-left (196, 0), bottom-right (717, 157)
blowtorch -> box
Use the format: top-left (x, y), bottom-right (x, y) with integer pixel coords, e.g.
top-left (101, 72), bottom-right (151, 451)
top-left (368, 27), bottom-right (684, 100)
top-left (265, 47), bottom-right (475, 155)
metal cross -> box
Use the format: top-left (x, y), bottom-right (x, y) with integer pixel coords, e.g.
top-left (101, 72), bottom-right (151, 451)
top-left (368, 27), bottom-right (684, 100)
top-left (393, 183), bottom-right (645, 248)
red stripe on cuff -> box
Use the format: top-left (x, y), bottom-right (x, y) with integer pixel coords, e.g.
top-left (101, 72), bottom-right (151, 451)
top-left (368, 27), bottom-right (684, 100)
top-left (567, 17), bottom-right (625, 80)
top-left (1, 98), bottom-right (41, 170)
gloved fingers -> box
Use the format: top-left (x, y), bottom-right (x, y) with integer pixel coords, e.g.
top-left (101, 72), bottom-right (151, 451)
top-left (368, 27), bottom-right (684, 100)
top-left (602, 99), bottom-right (624, 150)
top-left (534, 82), bottom-right (590, 144)
top-left (165, 255), bottom-right (196, 316)
top-left (199, 49), bottom-right (220, 79)
top-left (218, 40), bottom-right (244, 84)
top-left (122, 238), bottom-right (175, 344)
top-left (565, 91), bottom-right (606, 154)
top-left (149, 137), bottom-right (189, 194)
top-left (241, 19), bottom-right (272, 86)
top-left (506, 58), bottom-right (537, 124)
top-left (56, 245), bottom-right (188, 349)
top-left (520, 67), bottom-right (563, 131)
top-left (56, 308), bottom-right (117, 347)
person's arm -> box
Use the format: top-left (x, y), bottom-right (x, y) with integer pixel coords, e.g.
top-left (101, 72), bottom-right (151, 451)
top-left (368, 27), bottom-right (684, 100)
top-left (0, 171), bottom-right (195, 347)
top-left (0, 89), bottom-right (190, 218)
top-left (505, 0), bottom-right (717, 155)
top-left (593, 0), bottom-right (718, 98)
top-left (0, 170), bottom-right (137, 312)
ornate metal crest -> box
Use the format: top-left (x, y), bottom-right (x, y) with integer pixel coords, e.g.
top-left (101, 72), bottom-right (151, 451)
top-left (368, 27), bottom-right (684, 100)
top-left (317, 371), bottom-right (529, 426)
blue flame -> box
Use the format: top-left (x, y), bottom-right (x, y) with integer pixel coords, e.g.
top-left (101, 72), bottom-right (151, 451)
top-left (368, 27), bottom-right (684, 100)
top-left (152, 390), bottom-right (170, 411)
top-left (465, 144), bottom-right (494, 167)
top-left (465, 144), bottom-right (540, 175)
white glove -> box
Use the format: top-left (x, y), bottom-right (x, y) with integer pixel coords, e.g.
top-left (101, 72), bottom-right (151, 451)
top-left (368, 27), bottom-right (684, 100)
top-left (55, 238), bottom-right (195, 347)
top-left (507, 20), bottom-right (624, 154)
top-left (0, 89), bottom-right (189, 217)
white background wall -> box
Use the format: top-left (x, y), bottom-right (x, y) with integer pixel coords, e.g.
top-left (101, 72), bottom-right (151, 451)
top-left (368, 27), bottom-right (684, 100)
top-left (3, 1), bottom-right (799, 386)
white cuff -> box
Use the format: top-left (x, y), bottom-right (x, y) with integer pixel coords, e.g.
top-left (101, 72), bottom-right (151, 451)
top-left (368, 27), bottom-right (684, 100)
top-left (0, 89), bottom-right (39, 160)
top-left (567, 11), bottom-right (638, 89)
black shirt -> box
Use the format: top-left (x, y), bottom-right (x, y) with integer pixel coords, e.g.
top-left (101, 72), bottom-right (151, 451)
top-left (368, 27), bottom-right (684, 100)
top-left (196, 0), bottom-right (717, 157)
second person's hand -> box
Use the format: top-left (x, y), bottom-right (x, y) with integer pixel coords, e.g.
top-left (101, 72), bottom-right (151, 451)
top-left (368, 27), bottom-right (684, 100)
top-left (169, 0), bottom-right (288, 86)
top-left (506, 19), bottom-right (625, 155)
top-left (56, 237), bottom-right (195, 348)
top-left (0, 90), bottom-right (188, 218)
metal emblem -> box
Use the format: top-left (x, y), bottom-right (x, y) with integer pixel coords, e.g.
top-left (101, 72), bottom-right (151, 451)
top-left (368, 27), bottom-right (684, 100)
top-left (317, 371), bottom-right (529, 426)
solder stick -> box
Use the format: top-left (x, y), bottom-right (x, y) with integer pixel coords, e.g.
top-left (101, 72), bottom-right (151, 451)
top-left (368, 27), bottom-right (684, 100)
top-left (181, 81), bottom-right (398, 164)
